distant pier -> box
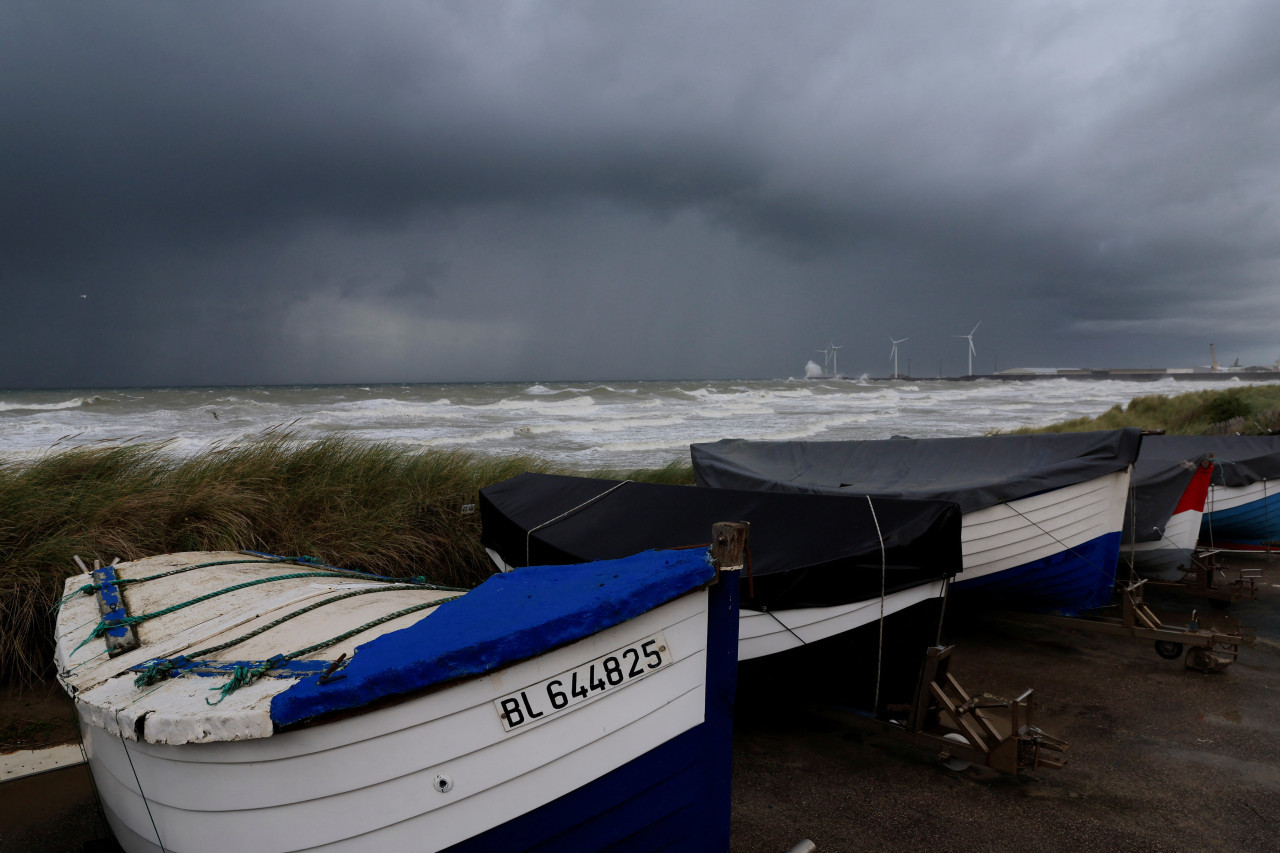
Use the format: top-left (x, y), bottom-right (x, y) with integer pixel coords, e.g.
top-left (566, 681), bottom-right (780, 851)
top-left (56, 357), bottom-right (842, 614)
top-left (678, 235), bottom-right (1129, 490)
top-left (868, 369), bottom-right (1280, 383)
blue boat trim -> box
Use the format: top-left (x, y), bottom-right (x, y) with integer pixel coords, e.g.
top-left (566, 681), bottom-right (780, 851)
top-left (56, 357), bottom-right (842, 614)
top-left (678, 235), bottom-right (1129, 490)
top-left (442, 556), bottom-right (740, 853)
top-left (92, 565), bottom-right (132, 640)
top-left (1202, 493), bottom-right (1280, 545)
top-left (954, 531), bottom-right (1121, 615)
top-left (271, 549), bottom-right (717, 727)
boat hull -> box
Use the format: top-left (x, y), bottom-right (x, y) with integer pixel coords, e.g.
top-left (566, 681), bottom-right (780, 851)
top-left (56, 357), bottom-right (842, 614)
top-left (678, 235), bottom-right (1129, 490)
top-left (1200, 481), bottom-right (1280, 548)
top-left (737, 593), bottom-right (947, 717)
top-left (737, 580), bottom-right (947, 661)
top-left (1124, 505), bottom-right (1203, 580)
top-left (953, 470), bottom-right (1130, 614)
top-left (76, 572), bottom-right (737, 852)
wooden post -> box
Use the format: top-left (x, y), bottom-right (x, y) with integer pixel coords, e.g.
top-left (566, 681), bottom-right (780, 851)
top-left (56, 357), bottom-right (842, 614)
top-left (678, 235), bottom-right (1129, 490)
top-left (710, 522), bottom-right (749, 571)
top-left (91, 560), bottom-right (140, 657)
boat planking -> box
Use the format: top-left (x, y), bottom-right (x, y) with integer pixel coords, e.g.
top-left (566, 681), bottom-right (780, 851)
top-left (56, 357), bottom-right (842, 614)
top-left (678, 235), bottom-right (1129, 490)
top-left (55, 529), bottom-right (745, 853)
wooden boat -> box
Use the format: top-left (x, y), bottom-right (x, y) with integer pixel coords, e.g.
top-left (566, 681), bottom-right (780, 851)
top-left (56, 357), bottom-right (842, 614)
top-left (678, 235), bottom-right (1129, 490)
top-left (1142, 435), bottom-right (1280, 550)
top-left (1121, 448), bottom-right (1215, 580)
top-left (480, 473), bottom-right (961, 660)
top-left (479, 475), bottom-right (1077, 775)
top-left (54, 540), bottom-right (742, 853)
top-left (691, 430), bottom-right (1143, 614)
top-left (479, 473), bottom-right (962, 714)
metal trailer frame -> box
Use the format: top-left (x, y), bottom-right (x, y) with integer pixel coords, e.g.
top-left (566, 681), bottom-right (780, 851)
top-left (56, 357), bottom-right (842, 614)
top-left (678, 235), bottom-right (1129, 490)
top-left (1019, 579), bottom-right (1253, 673)
top-left (820, 644), bottom-right (1069, 775)
top-left (1139, 549), bottom-right (1261, 608)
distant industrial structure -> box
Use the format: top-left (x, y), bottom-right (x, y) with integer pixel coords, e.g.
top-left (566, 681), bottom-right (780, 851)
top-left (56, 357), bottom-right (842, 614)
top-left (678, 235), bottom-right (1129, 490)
top-left (812, 337), bottom-right (1280, 383)
top-left (956, 365), bottom-right (1280, 382)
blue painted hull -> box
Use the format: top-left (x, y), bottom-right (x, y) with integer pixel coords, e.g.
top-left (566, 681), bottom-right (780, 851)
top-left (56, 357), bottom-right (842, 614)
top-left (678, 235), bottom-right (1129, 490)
top-left (954, 531), bottom-right (1122, 615)
top-left (443, 567), bottom-right (740, 853)
top-left (1201, 494), bottom-right (1280, 547)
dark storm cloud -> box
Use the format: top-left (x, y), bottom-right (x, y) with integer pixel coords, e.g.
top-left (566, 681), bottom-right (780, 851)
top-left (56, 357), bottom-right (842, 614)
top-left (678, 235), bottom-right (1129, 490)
top-left (2, 1), bottom-right (1279, 387)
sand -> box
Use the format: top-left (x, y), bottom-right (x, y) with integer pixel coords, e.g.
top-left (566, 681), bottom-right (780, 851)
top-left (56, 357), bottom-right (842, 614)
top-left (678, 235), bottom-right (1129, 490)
top-left (4, 554), bottom-right (1279, 852)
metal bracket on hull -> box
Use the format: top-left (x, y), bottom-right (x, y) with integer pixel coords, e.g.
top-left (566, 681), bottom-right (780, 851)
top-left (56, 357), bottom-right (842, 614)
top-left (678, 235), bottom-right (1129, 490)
top-left (76, 556), bottom-right (140, 658)
top-left (871, 645), bottom-right (1067, 774)
top-left (1021, 580), bottom-right (1253, 673)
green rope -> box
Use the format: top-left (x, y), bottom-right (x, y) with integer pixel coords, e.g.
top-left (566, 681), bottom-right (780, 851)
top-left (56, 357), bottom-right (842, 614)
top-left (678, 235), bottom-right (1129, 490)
top-left (72, 571), bottom-right (377, 655)
top-left (133, 584), bottom-right (429, 687)
top-left (206, 594), bottom-right (465, 704)
top-left (53, 558), bottom-right (290, 613)
top-left (55, 556), bottom-right (463, 614)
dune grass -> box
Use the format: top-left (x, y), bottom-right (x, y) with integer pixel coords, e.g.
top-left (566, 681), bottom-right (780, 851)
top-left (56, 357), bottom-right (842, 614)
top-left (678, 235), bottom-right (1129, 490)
top-left (0, 432), bottom-right (693, 686)
top-left (1005, 384), bottom-right (1280, 436)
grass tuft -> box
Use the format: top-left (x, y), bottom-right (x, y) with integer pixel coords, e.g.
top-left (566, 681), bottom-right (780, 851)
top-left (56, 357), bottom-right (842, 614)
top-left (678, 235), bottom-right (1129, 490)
top-left (0, 434), bottom-right (558, 685)
top-left (1003, 384), bottom-right (1280, 436)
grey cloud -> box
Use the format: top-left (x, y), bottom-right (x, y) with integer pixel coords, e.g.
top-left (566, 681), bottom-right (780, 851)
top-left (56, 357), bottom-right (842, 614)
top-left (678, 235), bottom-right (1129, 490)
top-left (3, 1), bottom-right (1279, 387)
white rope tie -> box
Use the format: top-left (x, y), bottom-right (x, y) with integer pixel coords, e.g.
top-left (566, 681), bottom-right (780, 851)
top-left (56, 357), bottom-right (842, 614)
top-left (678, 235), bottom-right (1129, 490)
top-left (866, 495), bottom-right (887, 716)
top-left (525, 480), bottom-right (631, 566)
top-left (1263, 478), bottom-right (1271, 539)
top-left (1124, 477), bottom-right (1138, 581)
top-left (115, 708), bottom-right (168, 853)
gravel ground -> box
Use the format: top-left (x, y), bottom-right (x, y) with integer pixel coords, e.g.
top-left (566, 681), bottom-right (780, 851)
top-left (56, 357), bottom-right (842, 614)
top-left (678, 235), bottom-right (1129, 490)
top-left (5, 555), bottom-right (1278, 852)
top-left (730, 554), bottom-right (1280, 853)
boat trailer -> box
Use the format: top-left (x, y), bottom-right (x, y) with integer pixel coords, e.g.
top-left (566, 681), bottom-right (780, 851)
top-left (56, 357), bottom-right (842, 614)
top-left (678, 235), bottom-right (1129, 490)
top-left (1141, 550), bottom-right (1261, 608)
top-left (832, 644), bottom-right (1068, 774)
top-left (1020, 579), bottom-right (1253, 673)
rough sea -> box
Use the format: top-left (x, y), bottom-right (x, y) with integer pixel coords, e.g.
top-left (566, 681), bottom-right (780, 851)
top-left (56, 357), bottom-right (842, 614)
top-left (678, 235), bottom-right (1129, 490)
top-left (2, 378), bottom-right (1277, 470)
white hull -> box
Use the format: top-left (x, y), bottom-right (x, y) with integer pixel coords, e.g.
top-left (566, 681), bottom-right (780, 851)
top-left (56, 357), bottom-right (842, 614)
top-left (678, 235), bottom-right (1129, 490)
top-left (1124, 508), bottom-right (1203, 580)
top-left (959, 470), bottom-right (1130, 580)
top-left (737, 580), bottom-right (946, 661)
top-left (1206, 480), bottom-right (1269, 514)
top-left (491, 549), bottom-right (945, 663)
top-left (79, 592), bottom-right (709, 853)
top-left (56, 548), bottom-right (735, 853)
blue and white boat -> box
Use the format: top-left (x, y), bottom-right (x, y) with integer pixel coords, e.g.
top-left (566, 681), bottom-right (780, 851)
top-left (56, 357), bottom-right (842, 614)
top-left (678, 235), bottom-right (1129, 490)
top-left (691, 430), bottom-right (1143, 614)
top-left (479, 473), bottom-right (962, 662)
top-left (54, 545), bottom-right (741, 853)
top-left (1122, 444), bottom-right (1215, 579)
top-left (1141, 435), bottom-right (1280, 550)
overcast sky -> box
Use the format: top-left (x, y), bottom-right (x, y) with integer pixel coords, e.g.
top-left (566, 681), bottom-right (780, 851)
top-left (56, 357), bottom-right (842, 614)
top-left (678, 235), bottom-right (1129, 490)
top-left (3, 1), bottom-right (1278, 388)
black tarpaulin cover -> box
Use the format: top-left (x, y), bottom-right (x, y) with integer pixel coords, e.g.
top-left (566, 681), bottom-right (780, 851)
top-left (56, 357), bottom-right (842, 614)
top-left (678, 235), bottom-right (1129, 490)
top-left (1141, 435), bottom-right (1280, 487)
top-left (1126, 448), bottom-right (1214, 544)
top-left (479, 473), bottom-right (962, 611)
top-left (690, 429), bottom-right (1144, 515)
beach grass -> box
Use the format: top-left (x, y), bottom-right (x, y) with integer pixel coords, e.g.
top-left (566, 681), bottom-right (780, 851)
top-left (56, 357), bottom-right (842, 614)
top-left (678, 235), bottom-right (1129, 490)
top-left (1005, 384), bottom-right (1280, 436)
top-left (0, 432), bottom-right (691, 686)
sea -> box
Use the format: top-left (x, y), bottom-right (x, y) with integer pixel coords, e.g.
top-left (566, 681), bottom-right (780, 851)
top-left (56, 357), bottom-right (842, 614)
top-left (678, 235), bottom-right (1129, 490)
top-left (2, 377), bottom-right (1276, 470)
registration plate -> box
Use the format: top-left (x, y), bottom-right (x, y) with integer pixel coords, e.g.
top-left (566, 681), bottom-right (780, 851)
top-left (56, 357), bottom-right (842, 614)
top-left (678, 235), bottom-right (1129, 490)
top-left (495, 633), bottom-right (673, 731)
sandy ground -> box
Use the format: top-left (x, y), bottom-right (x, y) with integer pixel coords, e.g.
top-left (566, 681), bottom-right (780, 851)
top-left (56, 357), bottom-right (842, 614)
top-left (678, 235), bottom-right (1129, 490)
top-left (4, 554), bottom-right (1279, 852)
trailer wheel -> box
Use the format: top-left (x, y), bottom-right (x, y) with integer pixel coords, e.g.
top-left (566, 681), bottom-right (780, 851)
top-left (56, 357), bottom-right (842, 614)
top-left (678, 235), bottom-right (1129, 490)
top-left (1154, 640), bottom-right (1184, 660)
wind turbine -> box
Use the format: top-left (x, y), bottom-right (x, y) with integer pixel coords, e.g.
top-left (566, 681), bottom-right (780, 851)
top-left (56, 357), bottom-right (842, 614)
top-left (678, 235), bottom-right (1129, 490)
top-left (816, 342), bottom-right (844, 377)
top-left (889, 337), bottom-right (909, 379)
top-left (954, 322), bottom-right (980, 376)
